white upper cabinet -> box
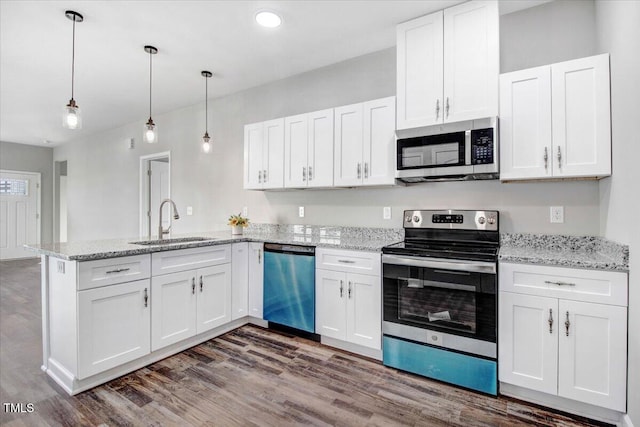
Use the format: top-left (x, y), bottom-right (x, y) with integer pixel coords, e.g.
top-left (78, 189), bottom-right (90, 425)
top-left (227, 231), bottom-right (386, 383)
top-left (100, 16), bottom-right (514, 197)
top-left (335, 96), bottom-right (396, 187)
top-left (500, 54), bottom-right (611, 180)
top-left (284, 109), bottom-right (334, 188)
top-left (397, 1), bottom-right (498, 130)
top-left (244, 118), bottom-right (285, 190)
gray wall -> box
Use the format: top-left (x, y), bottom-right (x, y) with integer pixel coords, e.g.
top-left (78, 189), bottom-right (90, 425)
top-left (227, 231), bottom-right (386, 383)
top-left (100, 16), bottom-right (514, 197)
top-left (595, 1), bottom-right (640, 425)
top-left (0, 141), bottom-right (54, 244)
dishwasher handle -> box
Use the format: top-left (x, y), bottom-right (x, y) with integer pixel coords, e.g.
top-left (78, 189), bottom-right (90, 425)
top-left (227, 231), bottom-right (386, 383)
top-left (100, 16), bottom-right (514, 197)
top-left (263, 243), bottom-right (315, 256)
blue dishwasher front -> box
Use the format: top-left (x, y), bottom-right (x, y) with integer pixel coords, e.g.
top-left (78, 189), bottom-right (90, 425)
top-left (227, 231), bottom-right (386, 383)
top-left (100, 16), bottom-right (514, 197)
top-left (263, 243), bottom-right (315, 333)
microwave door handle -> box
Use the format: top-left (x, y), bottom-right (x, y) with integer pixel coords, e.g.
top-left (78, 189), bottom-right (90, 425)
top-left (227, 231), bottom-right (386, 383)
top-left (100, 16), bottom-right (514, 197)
top-left (465, 130), bottom-right (472, 166)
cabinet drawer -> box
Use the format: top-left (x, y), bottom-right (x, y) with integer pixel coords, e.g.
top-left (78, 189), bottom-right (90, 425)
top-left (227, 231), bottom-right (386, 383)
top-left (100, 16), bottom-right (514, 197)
top-left (499, 263), bottom-right (627, 306)
top-left (152, 245), bottom-right (231, 276)
top-left (78, 255), bottom-right (151, 290)
top-left (316, 248), bottom-right (380, 275)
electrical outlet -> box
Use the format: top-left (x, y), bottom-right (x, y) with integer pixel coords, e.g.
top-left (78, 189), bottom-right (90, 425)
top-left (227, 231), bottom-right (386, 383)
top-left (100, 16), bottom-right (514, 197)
top-left (186, 206), bottom-right (193, 216)
top-left (126, 138), bottom-right (134, 149)
top-left (550, 206), bottom-right (564, 223)
top-left (298, 206), bottom-right (305, 218)
top-left (383, 207), bottom-right (392, 220)
top-left (242, 206), bottom-right (248, 217)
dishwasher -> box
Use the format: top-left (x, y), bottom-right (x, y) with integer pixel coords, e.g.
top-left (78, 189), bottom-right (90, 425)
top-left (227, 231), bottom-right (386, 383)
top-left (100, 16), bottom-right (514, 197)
top-left (263, 243), bottom-right (315, 334)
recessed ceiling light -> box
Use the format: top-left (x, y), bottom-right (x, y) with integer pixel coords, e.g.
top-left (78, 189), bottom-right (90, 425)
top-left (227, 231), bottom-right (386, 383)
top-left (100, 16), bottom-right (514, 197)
top-left (255, 11), bottom-right (282, 28)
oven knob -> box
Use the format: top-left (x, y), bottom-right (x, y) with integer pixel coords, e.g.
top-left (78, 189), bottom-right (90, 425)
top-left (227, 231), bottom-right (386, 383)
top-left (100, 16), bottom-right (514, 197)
top-left (487, 217), bottom-right (496, 225)
top-left (405, 215), bottom-right (412, 223)
top-left (413, 216), bottom-right (421, 223)
top-left (478, 216), bottom-right (486, 225)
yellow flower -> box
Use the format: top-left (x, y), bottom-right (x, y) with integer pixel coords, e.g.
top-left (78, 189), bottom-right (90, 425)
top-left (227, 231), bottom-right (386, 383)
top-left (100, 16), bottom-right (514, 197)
top-left (228, 213), bottom-right (249, 227)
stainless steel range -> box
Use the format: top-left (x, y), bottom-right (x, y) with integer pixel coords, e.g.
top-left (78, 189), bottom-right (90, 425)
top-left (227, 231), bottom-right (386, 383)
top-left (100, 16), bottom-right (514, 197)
top-left (382, 209), bottom-right (499, 395)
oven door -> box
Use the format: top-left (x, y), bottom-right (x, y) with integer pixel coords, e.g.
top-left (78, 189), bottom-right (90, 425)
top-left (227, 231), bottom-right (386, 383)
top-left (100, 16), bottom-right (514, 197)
top-left (382, 254), bottom-right (497, 357)
top-left (396, 131), bottom-right (473, 179)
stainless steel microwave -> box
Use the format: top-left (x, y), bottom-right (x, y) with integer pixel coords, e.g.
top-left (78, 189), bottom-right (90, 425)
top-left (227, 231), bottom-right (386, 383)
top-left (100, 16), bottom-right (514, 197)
top-left (395, 117), bottom-right (499, 182)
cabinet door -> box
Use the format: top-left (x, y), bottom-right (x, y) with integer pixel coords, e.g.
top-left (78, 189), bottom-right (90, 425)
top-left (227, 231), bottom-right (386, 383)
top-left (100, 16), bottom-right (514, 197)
top-left (499, 66), bottom-right (552, 180)
top-left (551, 54), bottom-right (611, 178)
top-left (558, 300), bottom-right (627, 411)
top-left (443, 0), bottom-right (499, 123)
top-left (244, 122), bottom-right (264, 189)
top-left (346, 273), bottom-right (381, 350)
top-left (151, 271), bottom-right (197, 351)
top-left (363, 97), bottom-right (396, 186)
top-left (498, 292), bottom-right (558, 395)
top-left (307, 109), bottom-right (334, 188)
top-left (78, 279), bottom-right (151, 379)
top-left (334, 103), bottom-right (364, 186)
top-left (196, 264), bottom-right (232, 334)
top-left (396, 11), bottom-right (443, 129)
top-left (248, 242), bottom-right (264, 318)
top-left (284, 113), bottom-right (309, 188)
top-left (231, 243), bottom-right (249, 320)
top-left (263, 118), bottom-right (285, 189)
top-left (315, 269), bottom-right (347, 340)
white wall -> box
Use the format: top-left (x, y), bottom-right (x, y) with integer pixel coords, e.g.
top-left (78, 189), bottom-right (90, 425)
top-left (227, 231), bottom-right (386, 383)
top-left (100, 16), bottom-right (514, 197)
top-left (595, 1), bottom-right (640, 424)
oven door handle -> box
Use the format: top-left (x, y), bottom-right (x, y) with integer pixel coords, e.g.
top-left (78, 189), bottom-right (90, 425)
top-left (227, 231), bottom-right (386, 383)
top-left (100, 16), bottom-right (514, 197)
top-left (382, 254), bottom-right (496, 274)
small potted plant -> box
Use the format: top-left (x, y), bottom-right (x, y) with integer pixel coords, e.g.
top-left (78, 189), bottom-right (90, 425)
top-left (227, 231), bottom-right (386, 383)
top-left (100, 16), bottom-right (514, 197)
top-left (228, 213), bottom-right (249, 235)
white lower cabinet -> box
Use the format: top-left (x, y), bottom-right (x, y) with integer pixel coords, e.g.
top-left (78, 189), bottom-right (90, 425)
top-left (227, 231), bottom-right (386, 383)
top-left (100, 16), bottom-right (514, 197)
top-left (232, 243), bottom-right (249, 320)
top-left (315, 249), bottom-right (381, 350)
top-left (78, 279), bottom-right (151, 379)
top-left (248, 242), bottom-right (264, 319)
top-left (499, 262), bottom-right (628, 412)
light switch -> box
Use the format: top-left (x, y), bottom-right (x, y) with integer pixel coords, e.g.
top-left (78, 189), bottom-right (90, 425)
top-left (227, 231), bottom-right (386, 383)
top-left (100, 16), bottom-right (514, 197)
top-left (186, 206), bottom-right (193, 216)
top-left (383, 207), bottom-right (392, 220)
top-left (242, 206), bottom-right (248, 217)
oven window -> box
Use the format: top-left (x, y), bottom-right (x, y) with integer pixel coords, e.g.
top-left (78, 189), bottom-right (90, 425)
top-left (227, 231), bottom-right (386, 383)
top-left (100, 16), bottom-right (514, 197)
top-left (398, 279), bottom-right (476, 334)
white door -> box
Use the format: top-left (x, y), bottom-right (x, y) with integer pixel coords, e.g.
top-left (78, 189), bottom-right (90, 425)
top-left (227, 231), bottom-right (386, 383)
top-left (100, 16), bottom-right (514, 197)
top-left (0, 170), bottom-right (40, 260)
top-left (244, 122), bottom-right (264, 189)
top-left (196, 264), bottom-right (232, 334)
top-left (248, 242), bottom-right (264, 318)
top-left (443, 0), bottom-right (499, 123)
top-left (315, 269), bottom-right (346, 340)
top-left (262, 118), bottom-right (285, 190)
top-left (498, 292), bottom-right (558, 395)
top-left (334, 103), bottom-right (364, 186)
top-left (499, 66), bottom-right (552, 180)
top-left (151, 270), bottom-right (197, 351)
top-left (307, 109), bottom-right (334, 188)
top-left (558, 300), bottom-right (627, 411)
top-left (552, 54), bottom-right (611, 178)
top-left (231, 243), bottom-right (249, 320)
top-left (396, 11), bottom-right (444, 129)
top-left (284, 113), bottom-right (309, 188)
top-left (346, 273), bottom-right (381, 350)
top-left (149, 159), bottom-right (170, 237)
top-left (77, 279), bottom-right (151, 379)
top-left (363, 97), bottom-right (396, 186)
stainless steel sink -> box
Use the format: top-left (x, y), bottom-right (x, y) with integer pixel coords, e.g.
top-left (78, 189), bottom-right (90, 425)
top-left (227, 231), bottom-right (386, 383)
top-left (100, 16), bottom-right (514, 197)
top-left (129, 237), bottom-right (216, 246)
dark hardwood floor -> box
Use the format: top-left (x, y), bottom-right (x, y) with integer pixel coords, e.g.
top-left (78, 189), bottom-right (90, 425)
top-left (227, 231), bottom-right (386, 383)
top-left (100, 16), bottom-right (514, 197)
top-left (1, 258), bottom-right (610, 427)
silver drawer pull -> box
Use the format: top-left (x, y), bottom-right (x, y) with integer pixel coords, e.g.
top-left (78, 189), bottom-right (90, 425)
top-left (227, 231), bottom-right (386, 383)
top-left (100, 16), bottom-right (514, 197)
top-left (144, 288), bottom-right (148, 307)
top-left (106, 268), bottom-right (130, 274)
top-left (545, 280), bottom-right (576, 287)
top-left (548, 309), bottom-right (553, 334)
top-left (565, 311), bottom-right (570, 336)
top-left (338, 260), bottom-right (356, 264)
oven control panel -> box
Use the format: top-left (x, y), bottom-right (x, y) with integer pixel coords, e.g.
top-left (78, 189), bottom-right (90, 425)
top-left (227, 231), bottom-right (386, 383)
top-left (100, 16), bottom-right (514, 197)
top-left (404, 210), bottom-right (499, 231)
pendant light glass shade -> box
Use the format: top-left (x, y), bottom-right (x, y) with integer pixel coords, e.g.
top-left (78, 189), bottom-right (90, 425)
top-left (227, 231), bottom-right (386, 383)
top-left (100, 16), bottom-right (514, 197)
top-left (144, 45), bottom-right (158, 143)
top-left (201, 71), bottom-right (213, 154)
top-left (62, 11), bottom-right (83, 130)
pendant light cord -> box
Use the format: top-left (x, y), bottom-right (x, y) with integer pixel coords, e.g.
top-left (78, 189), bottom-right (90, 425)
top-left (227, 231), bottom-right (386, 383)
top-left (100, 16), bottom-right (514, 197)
top-left (71, 17), bottom-right (76, 100)
top-left (205, 75), bottom-right (208, 132)
top-left (149, 51), bottom-right (153, 119)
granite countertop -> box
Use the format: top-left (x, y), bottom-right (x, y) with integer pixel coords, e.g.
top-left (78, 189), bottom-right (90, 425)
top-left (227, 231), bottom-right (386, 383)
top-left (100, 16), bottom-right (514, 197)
top-left (499, 233), bottom-right (629, 272)
top-left (24, 224), bottom-right (404, 261)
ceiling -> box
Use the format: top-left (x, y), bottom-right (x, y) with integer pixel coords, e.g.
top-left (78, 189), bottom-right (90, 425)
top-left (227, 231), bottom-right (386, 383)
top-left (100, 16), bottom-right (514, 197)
top-left (0, 1), bottom-right (551, 147)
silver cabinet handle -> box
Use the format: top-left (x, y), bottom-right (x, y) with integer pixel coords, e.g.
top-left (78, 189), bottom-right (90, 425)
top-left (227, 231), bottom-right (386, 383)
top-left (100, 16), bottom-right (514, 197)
top-left (364, 162), bottom-right (369, 179)
top-left (446, 97), bottom-right (450, 118)
top-left (357, 163), bottom-right (361, 179)
top-left (308, 166), bottom-right (313, 181)
top-left (340, 279), bottom-right (344, 298)
top-left (263, 169), bottom-right (268, 182)
top-left (565, 311), bottom-right (570, 336)
top-left (545, 280), bottom-right (576, 287)
top-left (557, 147), bottom-right (562, 168)
top-left (144, 288), bottom-right (148, 307)
top-left (106, 268), bottom-right (130, 274)
top-left (436, 99), bottom-right (440, 119)
top-left (303, 166), bottom-right (307, 181)
top-left (258, 249), bottom-right (262, 264)
top-left (258, 170), bottom-right (262, 184)
top-left (199, 275), bottom-right (203, 292)
top-left (338, 259), bottom-right (356, 264)
top-left (544, 147), bottom-right (548, 170)
top-left (348, 281), bottom-right (352, 299)
top-left (192, 277), bottom-right (196, 294)
top-left (548, 309), bottom-right (553, 334)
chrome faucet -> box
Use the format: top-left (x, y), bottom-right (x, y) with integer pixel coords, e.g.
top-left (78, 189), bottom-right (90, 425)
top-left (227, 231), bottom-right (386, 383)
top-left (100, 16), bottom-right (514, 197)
top-left (158, 199), bottom-right (180, 239)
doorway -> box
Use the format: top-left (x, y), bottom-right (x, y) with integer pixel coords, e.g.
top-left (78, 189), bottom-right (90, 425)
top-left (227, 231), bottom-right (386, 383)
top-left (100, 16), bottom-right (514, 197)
top-left (139, 152), bottom-right (171, 238)
top-left (0, 170), bottom-right (41, 260)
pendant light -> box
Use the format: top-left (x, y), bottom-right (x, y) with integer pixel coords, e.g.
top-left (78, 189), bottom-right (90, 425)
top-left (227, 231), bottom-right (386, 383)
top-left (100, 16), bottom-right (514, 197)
top-left (62, 10), bottom-right (83, 129)
top-left (143, 45), bottom-right (158, 144)
top-left (201, 71), bottom-right (213, 154)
